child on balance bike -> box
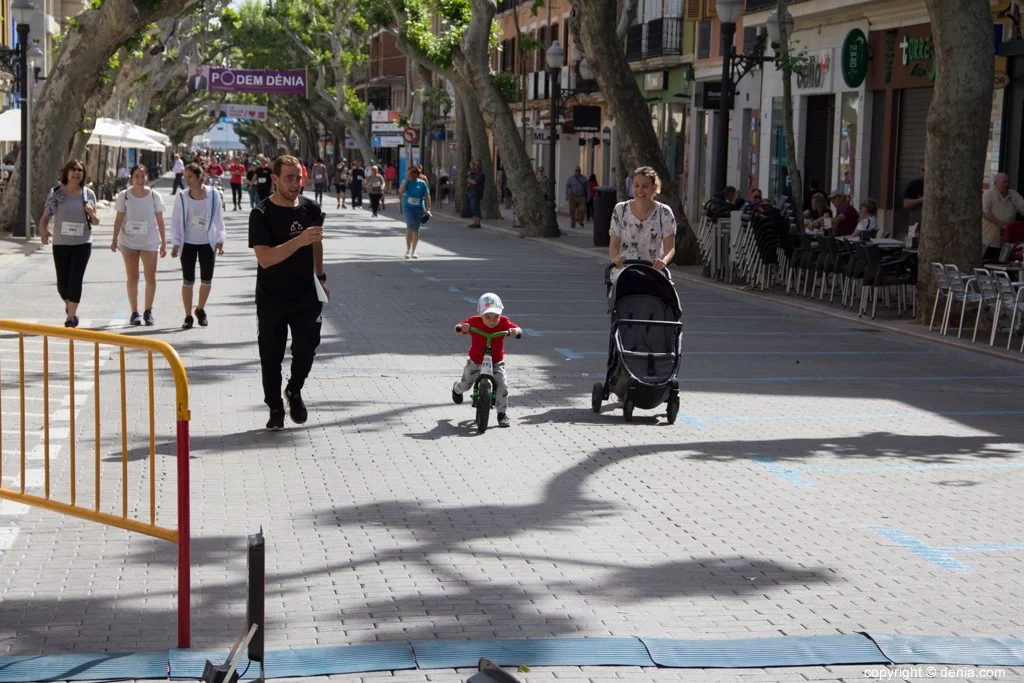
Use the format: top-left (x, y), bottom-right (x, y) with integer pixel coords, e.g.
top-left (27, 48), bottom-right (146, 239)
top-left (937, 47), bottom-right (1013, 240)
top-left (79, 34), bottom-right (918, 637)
top-left (451, 292), bottom-right (522, 429)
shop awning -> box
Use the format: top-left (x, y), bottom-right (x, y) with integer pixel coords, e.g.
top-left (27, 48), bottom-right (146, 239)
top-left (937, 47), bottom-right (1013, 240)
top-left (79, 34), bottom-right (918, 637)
top-left (0, 108), bottom-right (22, 142)
top-left (87, 118), bottom-right (167, 151)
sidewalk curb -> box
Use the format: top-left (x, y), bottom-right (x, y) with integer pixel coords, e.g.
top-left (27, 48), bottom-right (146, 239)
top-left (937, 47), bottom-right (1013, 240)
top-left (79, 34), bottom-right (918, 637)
top-left (466, 213), bottom-right (1024, 366)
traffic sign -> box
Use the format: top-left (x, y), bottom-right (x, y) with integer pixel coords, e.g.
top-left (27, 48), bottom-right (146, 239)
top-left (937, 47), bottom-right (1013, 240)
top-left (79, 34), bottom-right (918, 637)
top-left (402, 127), bottom-right (419, 144)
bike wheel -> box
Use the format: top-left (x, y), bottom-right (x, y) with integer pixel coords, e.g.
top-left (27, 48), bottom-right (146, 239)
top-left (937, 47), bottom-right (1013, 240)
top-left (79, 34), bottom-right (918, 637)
top-left (476, 378), bottom-right (492, 432)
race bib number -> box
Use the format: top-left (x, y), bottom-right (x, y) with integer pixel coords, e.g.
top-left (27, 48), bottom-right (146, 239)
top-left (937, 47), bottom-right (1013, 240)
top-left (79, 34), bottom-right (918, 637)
top-left (188, 215), bottom-right (206, 235)
top-left (406, 196), bottom-right (421, 206)
top-left (126, 221), bottom-right (148, 236)
top-left (61, 221), bottom-right (85, 237)
top-left (481, 357), bottom-right (493, 377)
top-left (258, 177), bottom-right (268, 184)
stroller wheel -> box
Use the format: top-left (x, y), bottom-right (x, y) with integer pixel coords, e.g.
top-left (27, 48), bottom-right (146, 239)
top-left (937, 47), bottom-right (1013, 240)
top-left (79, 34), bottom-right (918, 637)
top-left (666, 395), bottom-right (680, 425)
top-left (623, 399), bottom-right (635, 422)
top-left (591, 382), bottom-right (604, 414)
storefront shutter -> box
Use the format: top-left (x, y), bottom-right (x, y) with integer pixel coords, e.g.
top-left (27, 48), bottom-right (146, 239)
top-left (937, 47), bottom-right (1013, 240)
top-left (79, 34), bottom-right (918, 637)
top-left (868, 91), bottom-right (886, 204)
top-left (684, 0), bottom-right (702, 20)
top-left (896, 87), bottom-right (933, 199)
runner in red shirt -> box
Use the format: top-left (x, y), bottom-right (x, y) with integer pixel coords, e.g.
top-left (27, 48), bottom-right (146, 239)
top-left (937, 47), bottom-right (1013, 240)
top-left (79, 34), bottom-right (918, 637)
top-left (227, 155), bottom-right (246, 211)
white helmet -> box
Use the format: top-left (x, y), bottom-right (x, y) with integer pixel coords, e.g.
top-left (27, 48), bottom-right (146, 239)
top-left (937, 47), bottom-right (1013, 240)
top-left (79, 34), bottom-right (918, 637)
top-left (477, 292), bottom-right (504, 316)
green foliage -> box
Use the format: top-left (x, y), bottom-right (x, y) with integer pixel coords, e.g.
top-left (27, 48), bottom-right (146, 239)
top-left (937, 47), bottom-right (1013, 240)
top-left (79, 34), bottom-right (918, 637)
top-left (87, 0), bottom-right (103, 9)
top-left (399, 0), bottom-right (470, 69)
top-left (344, 85), bottom-right (366, 121)
top-left (491, 70), bottom-right (515, 102)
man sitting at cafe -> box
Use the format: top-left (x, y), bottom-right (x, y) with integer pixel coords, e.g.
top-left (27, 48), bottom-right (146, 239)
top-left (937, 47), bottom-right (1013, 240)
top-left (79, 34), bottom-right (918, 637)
top-left (829, 192), bottom-right (860, 237)
top-left (981, 172), bottom-right (1024, 261)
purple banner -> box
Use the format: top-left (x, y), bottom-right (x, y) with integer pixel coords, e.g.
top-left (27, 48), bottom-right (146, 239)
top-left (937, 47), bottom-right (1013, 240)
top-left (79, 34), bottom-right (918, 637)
top-left (205, 67), bottom-right (308, 96)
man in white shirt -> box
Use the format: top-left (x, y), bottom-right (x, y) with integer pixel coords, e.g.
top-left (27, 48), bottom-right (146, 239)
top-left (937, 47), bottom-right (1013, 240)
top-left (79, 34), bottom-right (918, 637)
top-left (981, 172), bottom-right (1024, 260)
top-left (171, 154), bottom-right (185, 195)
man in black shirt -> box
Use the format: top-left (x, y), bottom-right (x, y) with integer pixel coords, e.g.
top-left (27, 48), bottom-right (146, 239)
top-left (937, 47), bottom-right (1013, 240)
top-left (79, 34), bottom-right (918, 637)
top-left (905, 157), bottom-right (929, 224)
top-left (253, 156), bottom-right (274, 205)
top-left (248, 155), bottom-right (329, 430)
top-left (349, 161), bottom-right (365, 208)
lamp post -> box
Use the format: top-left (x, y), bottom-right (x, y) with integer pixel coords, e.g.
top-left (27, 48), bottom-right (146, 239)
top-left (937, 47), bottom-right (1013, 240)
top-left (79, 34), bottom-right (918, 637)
top-left (0, 0), bottom-right (37, 237)
top-left (712, 0), bottom-right (743, 197)
top-left (544, 40), bottom-right (563, 237)
top-left (365, 102), bottom-right (375, 166)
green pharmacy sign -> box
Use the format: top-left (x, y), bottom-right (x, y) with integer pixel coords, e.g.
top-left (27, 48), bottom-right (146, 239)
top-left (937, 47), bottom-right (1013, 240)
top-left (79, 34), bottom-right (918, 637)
top-left (841, 29), bottom-right (869, 88)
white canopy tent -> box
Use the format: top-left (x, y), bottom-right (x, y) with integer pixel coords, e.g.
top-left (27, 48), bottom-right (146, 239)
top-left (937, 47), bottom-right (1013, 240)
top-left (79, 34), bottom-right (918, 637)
top-left (193, 123), bottom-right (245, 152)
top-left (87, 118), bottom-right (167, 151)
top-left (0, 108), bottom-right (20, 142)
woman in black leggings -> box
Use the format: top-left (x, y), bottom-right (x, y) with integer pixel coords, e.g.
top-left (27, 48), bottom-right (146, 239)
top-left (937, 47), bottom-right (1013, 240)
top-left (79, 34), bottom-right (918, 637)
top-left (38, 159), bottom-right (100, 328)
top-left (170, 164), bottom-right (227, 329)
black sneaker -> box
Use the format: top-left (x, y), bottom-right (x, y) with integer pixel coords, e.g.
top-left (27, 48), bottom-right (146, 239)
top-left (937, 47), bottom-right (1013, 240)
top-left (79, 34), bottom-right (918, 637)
top-left (182, 316), bottom-right (194, 330)
top-left (130, 311), bottom-right (142, 326)
top-left (284, 387), bottom-right (308, 424)
top-left (143, 309), bottom-right (155, 326)
top-left (497, 413), bottom-right (510, 428)
top-left (451, 382), bottom-right (463, 405)
top-left (195, 308), bottom-right (208, 327)
top-left (265, 408), bottom-right (286, 431)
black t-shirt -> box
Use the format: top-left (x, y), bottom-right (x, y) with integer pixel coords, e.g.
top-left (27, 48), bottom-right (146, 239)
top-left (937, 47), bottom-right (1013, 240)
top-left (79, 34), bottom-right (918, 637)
top-left (248, 196), bottom-right (324, 305)
top-left (904, 178), bottom-right (924, 202)
top-left (350, 168), bottom-right (365, 184)
top-left (254, 167), bottom-right (273, 198)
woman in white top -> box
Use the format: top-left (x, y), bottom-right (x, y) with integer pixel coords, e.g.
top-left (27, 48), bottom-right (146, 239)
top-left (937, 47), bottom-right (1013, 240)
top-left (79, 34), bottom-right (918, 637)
top-left (608, 165), bottom-right (677, 274)
top-left (111, 165), bottom-right (167, 326)
top-left (170, 163), bottom-right (227, 329)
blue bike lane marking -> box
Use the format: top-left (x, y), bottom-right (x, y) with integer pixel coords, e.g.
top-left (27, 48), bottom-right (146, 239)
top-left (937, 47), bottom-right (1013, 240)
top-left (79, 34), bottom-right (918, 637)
top-left (752, 460), bottom-right (1024, 489)
top-left (872, 527), bottom-right (1024, 572)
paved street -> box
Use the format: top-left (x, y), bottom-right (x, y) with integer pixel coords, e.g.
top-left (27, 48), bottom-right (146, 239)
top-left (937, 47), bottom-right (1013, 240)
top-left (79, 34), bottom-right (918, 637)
top-left (1, 182), bottom-right (1023, 682)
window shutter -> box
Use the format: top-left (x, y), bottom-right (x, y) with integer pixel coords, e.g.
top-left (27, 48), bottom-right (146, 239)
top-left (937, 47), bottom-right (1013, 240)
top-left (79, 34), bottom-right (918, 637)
top-left (684, 0), bottom-right (702, 21)
top-left (705, 0), bottom-right (716, 18)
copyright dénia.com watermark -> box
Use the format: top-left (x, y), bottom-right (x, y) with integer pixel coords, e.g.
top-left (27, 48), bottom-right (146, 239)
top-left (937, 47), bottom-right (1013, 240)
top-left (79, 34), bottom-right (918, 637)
top-left (863, 667), bottom-right (1007, 679)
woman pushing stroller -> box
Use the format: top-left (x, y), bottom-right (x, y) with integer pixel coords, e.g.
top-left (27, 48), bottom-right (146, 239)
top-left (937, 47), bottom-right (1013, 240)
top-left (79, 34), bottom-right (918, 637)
top-left (608, 166), bottom-right (677, 275)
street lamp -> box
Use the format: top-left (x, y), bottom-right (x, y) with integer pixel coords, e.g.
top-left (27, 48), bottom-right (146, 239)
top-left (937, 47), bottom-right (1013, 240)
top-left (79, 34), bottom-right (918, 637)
top-left (543, 41), bottom-right (597, 238)
top-left (712, 0), bottom-right (773, 197)
top-left (544, 40), bottom-right (564, 237)
top-left (0, 0), bottom-right (36, 237)
top-left (365, 102), bottom-right (375, 163)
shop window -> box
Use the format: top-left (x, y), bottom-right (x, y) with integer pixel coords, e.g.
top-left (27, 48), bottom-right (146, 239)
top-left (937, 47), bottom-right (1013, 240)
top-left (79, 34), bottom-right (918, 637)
top-left (666, 103), bottom-right (689, 202)
top-left (837, 92), bottom-right (859, 200)
top-left (768, 97), bottom-right (789, 204)
top-left (983, 88), bottom-right (1004, 189)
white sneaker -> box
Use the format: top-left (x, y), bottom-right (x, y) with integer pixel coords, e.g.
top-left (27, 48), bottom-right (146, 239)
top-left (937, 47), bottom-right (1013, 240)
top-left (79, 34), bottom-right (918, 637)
top-left (410, 252), bottom-right (419, 259)
top-left (404, 252), bottom-right (411, 259)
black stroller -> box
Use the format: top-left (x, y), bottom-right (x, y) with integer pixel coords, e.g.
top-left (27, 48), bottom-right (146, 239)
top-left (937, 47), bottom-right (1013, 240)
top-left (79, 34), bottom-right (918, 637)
top-left (592, 261), bottom-right (684, 423)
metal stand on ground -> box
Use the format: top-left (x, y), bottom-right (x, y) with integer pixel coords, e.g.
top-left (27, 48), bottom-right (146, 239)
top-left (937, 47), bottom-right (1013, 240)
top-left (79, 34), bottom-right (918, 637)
top-left (201, 624), bottom-right (259, 683)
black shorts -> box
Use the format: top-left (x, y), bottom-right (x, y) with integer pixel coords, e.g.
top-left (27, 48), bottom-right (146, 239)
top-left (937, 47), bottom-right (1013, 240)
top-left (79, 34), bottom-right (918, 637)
top-left (181, 243), bottom-right (216, 285)
top-left (335, 183), bottom-right (347, 193)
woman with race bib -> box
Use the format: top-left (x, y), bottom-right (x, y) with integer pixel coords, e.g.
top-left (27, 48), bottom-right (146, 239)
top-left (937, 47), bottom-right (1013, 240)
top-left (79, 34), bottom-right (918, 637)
top-left (170, 163), bottom-right (227, 329)
top-left (398, 164), bottom-right (431, 259)
top-left (112, 164), bottom-right (167, 326)
top-left (38, 159), bottom-right (100, 328)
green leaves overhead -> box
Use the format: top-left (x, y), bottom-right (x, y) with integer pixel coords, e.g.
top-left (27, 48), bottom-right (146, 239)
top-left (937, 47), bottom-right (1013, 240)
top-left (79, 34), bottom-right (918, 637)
top-left (398, 0), bottom-right (471, 69)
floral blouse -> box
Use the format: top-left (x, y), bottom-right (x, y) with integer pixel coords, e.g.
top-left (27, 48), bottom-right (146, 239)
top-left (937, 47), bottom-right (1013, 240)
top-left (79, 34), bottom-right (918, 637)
top-left (610, 200), bottom-right (677, 262)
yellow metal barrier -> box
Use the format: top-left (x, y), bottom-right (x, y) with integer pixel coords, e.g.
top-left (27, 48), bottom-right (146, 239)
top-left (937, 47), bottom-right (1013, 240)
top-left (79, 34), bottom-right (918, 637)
top-left (0, 319), bottom-right (192, 647)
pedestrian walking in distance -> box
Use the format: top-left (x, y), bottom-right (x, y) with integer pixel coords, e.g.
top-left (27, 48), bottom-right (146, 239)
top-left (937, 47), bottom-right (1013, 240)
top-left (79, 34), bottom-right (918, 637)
top-left (171, 154), bottom-right (185, 195)
top-left (466, 159), bottom-right (485, 228)
top-left (399, 164), bottom-right (431, 259)
top-left (312, 158), bottom-right (329, 205)
top-left (566, 166), bottom-right (588, 228)
top-left (38, 159), bottom-right (99, 328)
top-left (227, 155), bottom-right (246, 211)
top-left (334, 159), bottom-right (349, 209)
top-left (253, 155), bottom-right (274, 205)
top-left (350, 160), bottom-right (365, 208)
top-left (170, 163), bottom-right (227, 330)
top-left (111, 164), bottom-right (167, 326)
top-left (367, 165), bottom-right (385, 216)
top-left (249, 155), bottom-right (329, 431)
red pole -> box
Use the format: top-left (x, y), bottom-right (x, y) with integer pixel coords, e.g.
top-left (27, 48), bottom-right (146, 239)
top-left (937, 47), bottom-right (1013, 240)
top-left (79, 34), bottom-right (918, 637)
top-left (176, 419), bottom-right (191, 649)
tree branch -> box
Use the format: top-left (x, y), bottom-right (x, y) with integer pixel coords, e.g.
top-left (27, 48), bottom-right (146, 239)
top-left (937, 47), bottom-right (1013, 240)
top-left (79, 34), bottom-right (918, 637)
top-left (616, 0), bottom-right (639, 41)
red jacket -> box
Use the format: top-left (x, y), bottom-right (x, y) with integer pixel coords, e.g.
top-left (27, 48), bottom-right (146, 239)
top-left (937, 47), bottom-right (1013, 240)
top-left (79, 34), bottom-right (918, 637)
top-left (460, 315), bottom-right (518, 364)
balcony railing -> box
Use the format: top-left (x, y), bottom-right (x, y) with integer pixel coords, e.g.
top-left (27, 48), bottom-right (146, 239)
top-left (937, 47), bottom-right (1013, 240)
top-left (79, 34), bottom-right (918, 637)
top-left (628, 19), bottom-right (683, 61)
top-left (743, 0), bottom-right (777, 10)
top-left (645, 18), bottom-right (682, 58)
top-left (626, 24), bottom-right (644, 61)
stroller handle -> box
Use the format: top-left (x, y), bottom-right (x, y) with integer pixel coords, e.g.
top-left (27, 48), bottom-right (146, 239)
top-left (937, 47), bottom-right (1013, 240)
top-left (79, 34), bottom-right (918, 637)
top-left (604, 259), bottom-right (670, 286)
